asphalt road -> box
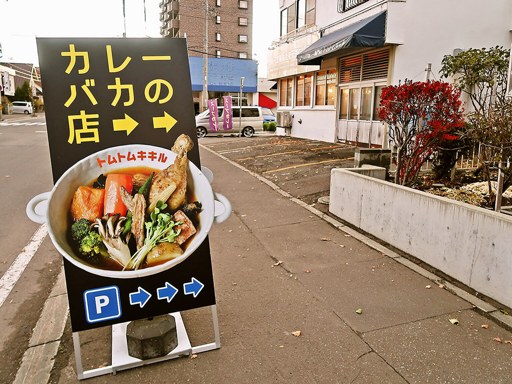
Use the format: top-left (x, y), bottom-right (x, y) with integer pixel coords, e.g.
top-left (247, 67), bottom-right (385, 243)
top-left (0, 113), bottom-right (62, 384)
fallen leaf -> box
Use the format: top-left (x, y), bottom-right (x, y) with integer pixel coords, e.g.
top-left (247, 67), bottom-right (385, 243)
top-left (291, 331), bottom-right (301, 337)
top-left (425, 285), bottom-right (431, 289)
top-left (273, 261), bottom-right (283, 266)
top-left (190, 354), bottom-right (198, 359)
top-left (355, 308), bottom-right (363, 315)
top-left (481, 324), bottom-right (489, 329)
top-left (321, 237), bottom-right (330, 241)
top-left (493, 337), bottom-right (503, 343)
top-left (505, 340), bottom-right (512, 345)
top-left (344, 234), bottom-right (351, 237)
top-left (438, 284), bottom-right (445, 289)
top-left (339, 245), bottom-right (345, 248)
top-left (304, 269), bottom-right (311, 273)
top-left (449, 318), bottom-right (459, 325)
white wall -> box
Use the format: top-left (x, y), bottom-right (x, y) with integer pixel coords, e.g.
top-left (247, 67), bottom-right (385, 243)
top-left (288, 108), bottom-right (337, 142)
top-left (329, 168), bottom-right (512, 309)
top-left (390, 0), bottom-right (512, 83)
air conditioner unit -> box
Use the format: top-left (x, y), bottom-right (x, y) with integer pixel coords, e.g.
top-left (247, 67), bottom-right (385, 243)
top-left (276, 111), bottom-right (292, 128)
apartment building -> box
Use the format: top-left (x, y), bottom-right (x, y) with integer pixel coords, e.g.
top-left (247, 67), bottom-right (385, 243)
top-left (160, 0), bottom-right (257, 113)
top-left (268, 0), bottom-right (512, 146)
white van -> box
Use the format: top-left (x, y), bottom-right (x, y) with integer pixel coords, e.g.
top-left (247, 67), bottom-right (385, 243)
top-left (195, 106), bottom-right (265, 138)
top-left (12, 101), bottom-right (33, 114)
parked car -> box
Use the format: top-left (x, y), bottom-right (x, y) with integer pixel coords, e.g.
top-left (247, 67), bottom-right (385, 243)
top-left (195, 106), bottom-right (265, 138)
top-left (12, 101), bottom-right (33, 114)
top-left (261, 107), bottom-right (276, 122)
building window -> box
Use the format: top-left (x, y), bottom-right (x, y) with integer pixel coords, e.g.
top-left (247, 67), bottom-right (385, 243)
top-left (340, 49), bottom-right (389, 83)
top-left (239, 52), bottom-right (248, 59)
top-left (238, 17), bottom-right (248, 26)
top-left (216, 32), bottom-right (221, 41)
top-left (287, 2), bottom-right (296, 34)
top-left (315, 70), bottom-right (336, 106)
top-left (338, 0), bottom-right (369, 12)
top-left (238, 34), bottom-right (248, 43)
top-left (216, 50), bottom-right (221, 58)
top-left (216, 0), bottom-right (221, 6)
top-left (239, 0), bottom-right (248, 9)
top-left (216, 15), bottom-right (221, 24)
top-left (306, 0), bottom-right (316, 25)
top-left (281, 0), bottom-right (316, 36)
top-left (372, 85), bottom-right (384, 121)
top-left (279, 78), bottom-right (293, 107)
top-left (295, 73), bottom-right (312, 106)
top-left (339, 84), bottom-right (384, 121)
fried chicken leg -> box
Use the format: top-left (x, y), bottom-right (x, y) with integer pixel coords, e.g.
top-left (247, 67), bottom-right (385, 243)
top-left (148, 134), bottom-right (194, 212)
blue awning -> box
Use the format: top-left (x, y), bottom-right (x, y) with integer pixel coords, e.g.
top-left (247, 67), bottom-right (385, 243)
top-left (189, 57), bottom-right (258, 92)
top-left (297, 11), bottom-right (386, 65)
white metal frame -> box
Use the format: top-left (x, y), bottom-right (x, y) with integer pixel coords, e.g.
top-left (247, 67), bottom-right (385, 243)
top-left (72, 305), bottom-right (221, 380)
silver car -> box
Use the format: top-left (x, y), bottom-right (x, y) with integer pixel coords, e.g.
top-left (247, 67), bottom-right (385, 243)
top-left (195, 106), bottom-right (265, 138)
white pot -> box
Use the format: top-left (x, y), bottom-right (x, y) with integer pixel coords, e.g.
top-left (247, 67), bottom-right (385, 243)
top-left (26, 144), bottom-right (231, 279)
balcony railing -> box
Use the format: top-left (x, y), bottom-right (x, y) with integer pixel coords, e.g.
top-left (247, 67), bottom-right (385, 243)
top-left (337, 0), bottom-right (370, 12)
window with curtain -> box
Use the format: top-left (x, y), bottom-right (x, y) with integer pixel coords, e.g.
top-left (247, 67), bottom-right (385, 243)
top-left (296, 75), bottom-right (305, 106)
top-left (349, 88), bottom-right (360, 119)
top-left (339, 88), bottom-right (349, 119)
top-left (279, 78), bottom-right (293, 107)
top-left (372, 85), bottom-right (385, 121)
top-left (360, 87), bottom-right (372, 120)
top-left (315, 70), bottom-right (337, 106)
top-left (304, 74), bottom-right (312, 105)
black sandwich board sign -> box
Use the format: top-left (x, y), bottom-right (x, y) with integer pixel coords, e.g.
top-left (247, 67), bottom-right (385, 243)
top-left (37, 38), bottom-right (216, 332)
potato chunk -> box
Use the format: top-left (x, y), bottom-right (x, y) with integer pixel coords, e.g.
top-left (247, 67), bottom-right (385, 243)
top-left (71, 186), bottom-right (105, 221)
top-left (146, 242), bottom-right (184, 266)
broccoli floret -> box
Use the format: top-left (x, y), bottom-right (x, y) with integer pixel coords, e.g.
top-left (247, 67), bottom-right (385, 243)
top-left (79, 231), bottom-right (108, 259)
top-left (71, 218), bottom-right (92, 242)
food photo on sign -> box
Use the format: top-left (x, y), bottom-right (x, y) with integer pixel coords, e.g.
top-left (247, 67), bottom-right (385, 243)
top-left (26, 134), bottom-right (232, 279)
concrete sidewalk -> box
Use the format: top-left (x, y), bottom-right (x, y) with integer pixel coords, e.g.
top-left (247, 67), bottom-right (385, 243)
top-left (39, 140), bottom-right (512, 383)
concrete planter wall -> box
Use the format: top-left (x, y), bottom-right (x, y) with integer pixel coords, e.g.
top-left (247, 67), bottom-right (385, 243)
top-left (329, 168), bottom-right (512, 309)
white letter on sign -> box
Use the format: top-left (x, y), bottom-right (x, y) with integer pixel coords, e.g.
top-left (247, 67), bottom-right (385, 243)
top-left (95, 295), bottom-right (110, 313)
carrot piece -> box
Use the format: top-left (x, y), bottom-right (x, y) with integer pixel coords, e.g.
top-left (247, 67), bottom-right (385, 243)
top-left (104, 174), bottom-right (133, 216)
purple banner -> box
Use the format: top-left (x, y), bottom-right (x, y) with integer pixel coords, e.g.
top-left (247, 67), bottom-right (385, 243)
top-left (222, 96), bottom-right (233, 130)
top-left (208, 99), bottom-right (219, 132)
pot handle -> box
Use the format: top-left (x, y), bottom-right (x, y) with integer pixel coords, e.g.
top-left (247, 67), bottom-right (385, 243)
top-left (213, 192), bottom-right (232, 224)
top-left (26, 192), bottom-right (51, 224)
top-left (201, 166), bottom-right (214, 184)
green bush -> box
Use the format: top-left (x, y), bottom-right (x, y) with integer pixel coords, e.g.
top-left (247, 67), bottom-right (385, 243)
top-left (267, 122), bottom-right (276, 132)
top-left (263, 122), bottom-right (269, 131)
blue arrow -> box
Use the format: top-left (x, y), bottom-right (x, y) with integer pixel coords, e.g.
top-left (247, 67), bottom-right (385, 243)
top-left (183, 277), bottom-right (204, 298)
top-left (157, 282), bottom-right (179, 303)
top-left (129, 287), bottom-right (152, 308)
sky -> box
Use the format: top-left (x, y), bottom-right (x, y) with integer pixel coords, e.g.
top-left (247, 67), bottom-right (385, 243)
top-left (0, 0), bottom-right (279, 76)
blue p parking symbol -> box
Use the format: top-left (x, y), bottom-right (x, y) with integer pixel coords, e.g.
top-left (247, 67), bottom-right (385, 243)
top-left (83, 286), bottom-right (122, 324)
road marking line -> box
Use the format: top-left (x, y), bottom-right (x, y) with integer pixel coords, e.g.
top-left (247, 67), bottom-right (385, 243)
top-left (237, 150), bottom-right (303, 161)
top-left (0, 224), bottom-right (48, 308)
top-left (262, 158), bottom-right (351, 174)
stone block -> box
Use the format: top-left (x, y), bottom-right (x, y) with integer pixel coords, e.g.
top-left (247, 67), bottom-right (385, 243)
top-left (126, 315), bottom-right (178, 360)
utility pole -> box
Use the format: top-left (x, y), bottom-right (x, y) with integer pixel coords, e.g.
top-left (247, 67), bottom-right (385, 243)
top-left (203, 0), bottom-right (209, 112)
top-left (425, 63), bottom-right (432, 81)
